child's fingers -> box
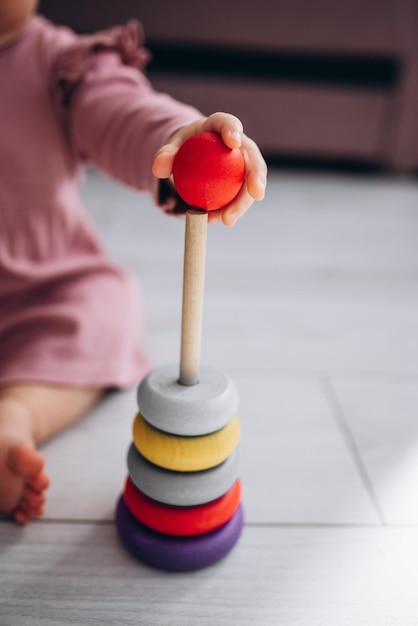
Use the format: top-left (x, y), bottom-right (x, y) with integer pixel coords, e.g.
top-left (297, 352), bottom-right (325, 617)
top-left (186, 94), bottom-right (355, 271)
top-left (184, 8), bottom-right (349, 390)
top-left (207, 157), bottom-right (267, 227)
top-left (152, 114), bottom-right (267, 226)
top-left (242, 137), bottom-right (267, 201)
top-left (206, 184), bottom-right (253, 227)
top-left (200, 112), bottom-right (244, 149)
top-left (152, 144), bottom-right (178, 179)
top-left (152, 112), bottom-right (246, 180)
top-left (222, 188), bottom-right (254, 227)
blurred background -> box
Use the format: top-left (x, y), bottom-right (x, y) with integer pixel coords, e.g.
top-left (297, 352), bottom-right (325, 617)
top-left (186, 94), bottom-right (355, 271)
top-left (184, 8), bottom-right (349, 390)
top-left (38, 0), bottom-right (418, 174)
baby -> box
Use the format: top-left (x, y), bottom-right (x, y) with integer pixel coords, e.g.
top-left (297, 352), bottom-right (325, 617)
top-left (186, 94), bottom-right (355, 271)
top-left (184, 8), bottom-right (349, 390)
top-left (0, 0), bottom-right (267, 524)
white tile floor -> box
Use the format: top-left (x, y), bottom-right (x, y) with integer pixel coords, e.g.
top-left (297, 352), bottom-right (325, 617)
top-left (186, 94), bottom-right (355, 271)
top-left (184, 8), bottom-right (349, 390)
top-left (1, 167), bottom-right (418, 624)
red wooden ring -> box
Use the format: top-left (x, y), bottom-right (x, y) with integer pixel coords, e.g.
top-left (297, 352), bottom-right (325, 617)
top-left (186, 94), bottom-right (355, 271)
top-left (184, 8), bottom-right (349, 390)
top-left (124, 476), bottom-right (241, 536)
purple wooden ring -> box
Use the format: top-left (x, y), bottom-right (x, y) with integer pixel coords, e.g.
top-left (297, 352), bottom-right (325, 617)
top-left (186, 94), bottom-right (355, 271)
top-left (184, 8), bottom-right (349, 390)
top-left (115, 495), bottom-right (244, 571)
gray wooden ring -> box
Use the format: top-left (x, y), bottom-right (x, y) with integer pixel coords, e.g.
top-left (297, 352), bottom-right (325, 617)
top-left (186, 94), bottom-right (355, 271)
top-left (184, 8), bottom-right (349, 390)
top-left (127, 443), bottom-right (241, 507)
top-left (136, 364), bottom-right (239, 436)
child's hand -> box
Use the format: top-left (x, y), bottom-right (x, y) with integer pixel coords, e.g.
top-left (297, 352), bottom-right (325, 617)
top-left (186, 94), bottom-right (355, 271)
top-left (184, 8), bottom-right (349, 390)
top-left (152, 113), bottom-right (267, 226)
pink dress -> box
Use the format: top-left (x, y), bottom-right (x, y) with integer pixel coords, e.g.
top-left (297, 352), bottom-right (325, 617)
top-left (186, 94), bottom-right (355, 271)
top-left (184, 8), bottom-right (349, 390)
top-left (0, 16), bottom-right (201, 388)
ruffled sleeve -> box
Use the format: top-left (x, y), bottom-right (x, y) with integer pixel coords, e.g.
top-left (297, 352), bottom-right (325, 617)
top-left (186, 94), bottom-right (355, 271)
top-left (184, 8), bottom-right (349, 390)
top-left (53, 21), bottom-right (202, 206)
top-left (54, 20), bottom-right (150, 109)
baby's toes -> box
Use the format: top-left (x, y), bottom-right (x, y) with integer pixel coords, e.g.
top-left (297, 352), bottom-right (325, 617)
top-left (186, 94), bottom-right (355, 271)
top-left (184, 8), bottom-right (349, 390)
top-left (26, 503), bottom-right (45, 520)
top-left (29, 471), bottom-right (50, 492)
top-left (14, 502), bottom-right (45, 525)
top-left (22, 485), bottom-right (46, 509)
top-left (13, 508), bottom-right (30, 525)
top-left (14, 486), bottom-right (47, 524)
top-left (8, 443), bottom-right (44, 480)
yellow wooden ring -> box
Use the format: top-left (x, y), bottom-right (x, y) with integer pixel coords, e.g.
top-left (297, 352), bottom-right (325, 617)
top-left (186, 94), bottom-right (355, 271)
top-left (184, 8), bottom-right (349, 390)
top-left (132, 413), bottom-right (240, 472)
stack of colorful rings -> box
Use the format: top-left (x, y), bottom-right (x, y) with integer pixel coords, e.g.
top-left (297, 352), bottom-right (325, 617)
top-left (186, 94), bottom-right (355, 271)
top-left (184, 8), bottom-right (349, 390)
top-left (116, 133), bottom-right (247, 571)
top-left (115, 363), bottom-right (243, 571)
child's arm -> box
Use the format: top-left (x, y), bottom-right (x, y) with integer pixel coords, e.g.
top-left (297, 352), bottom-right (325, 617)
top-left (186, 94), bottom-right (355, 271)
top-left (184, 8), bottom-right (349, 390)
top-left (64, 49), bottom-right (203, 203)
top-left (152, 112), bottom-right (267, 227)
top-left (58, 27), bottom-right (265, 222)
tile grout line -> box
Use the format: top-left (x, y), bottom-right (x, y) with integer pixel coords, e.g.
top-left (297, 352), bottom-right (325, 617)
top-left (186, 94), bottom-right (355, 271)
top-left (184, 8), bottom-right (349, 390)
top-left (224, 366), bottom-right (418, 384)
top-left (319, 373), bottom-right (387, 526)
top-left (245, 522), bottom-right (418, 529)
top-left (5, 519), bottom-right (418, 530)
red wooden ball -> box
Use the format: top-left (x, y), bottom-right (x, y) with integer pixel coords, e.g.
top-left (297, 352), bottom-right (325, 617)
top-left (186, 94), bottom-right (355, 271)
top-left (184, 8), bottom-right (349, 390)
top-left (172, 132), bottom-right (245, 211)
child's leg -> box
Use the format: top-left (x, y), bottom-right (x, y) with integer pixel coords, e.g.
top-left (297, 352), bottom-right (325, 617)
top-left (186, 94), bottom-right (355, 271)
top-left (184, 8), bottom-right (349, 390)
top-left (0, 383), bottom-right (102, 524)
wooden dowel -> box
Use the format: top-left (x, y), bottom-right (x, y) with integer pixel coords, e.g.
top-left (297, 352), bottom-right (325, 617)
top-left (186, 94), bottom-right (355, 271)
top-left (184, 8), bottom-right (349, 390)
top-left (179, 209), bottom-right (208, 386)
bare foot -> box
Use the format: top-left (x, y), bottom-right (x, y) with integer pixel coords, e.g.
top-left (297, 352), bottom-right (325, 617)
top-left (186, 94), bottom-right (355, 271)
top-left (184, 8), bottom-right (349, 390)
top-left (0, 382), bottom-right (101, 524)
top-left (0, 398), bottom-right (49, 524)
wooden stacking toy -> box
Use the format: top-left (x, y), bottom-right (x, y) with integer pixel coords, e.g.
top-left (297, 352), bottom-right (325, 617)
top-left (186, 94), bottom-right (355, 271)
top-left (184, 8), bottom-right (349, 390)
top-left (115, 132), bottom-right (245, 571)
